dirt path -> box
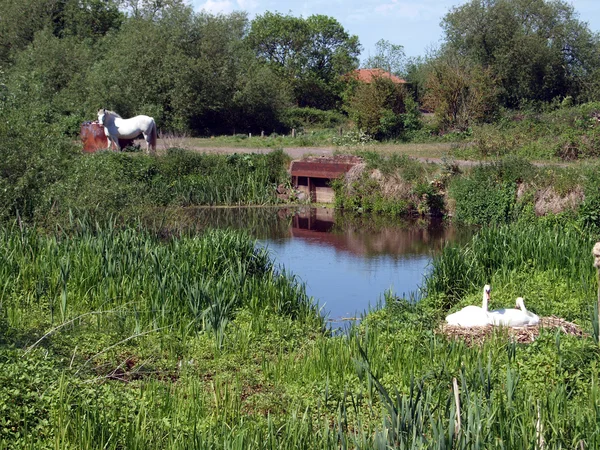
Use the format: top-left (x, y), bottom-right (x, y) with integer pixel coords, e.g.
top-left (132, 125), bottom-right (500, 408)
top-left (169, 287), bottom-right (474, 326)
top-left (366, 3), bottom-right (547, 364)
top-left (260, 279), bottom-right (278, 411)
top-left (167, 144), bottom-right (486, 167)
top-left (158, 142), bottom-right (569, 168)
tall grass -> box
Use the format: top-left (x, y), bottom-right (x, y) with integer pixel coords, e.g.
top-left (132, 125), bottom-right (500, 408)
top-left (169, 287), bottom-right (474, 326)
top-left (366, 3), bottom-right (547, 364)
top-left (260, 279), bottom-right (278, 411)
top-left (0, 219), bottom-right (320, 342)
top-left (2, 219), bottom-right (600, 448)
top-left (424, 220), bottom-right (597, 320)
top-left (38, 300), bottom-right (600, 449)
top-left (45, 149), bottom-right (290, 225)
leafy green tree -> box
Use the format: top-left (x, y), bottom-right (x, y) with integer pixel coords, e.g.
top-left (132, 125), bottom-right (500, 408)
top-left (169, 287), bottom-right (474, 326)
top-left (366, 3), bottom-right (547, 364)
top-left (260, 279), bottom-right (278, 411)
top-left (0, 102), bottom-right (77, 221)
top-left (364, 39), bottom-right (405, 76)
top-left (346, 75), bottom-right (408, 139)
top-left (84, 8), bottom-right (290, 135)
top-left (120, 0), bottom-right (188, 20)
top-left (402, 58), bottom-right (425, 107)
top-left (441, 0), bottom-right (600, 106)
top-left (0, 0), bottom-right (122, 65)
top-left (230, 63), bottom-right (293, 134)
top-left (423, 51), bottom-right (498, 130)
top-left (247, 12), bottom-right (361, 110)
top-left (51, 0), bottom-right (123, 39)
top-left (5, 27), bottom-right (99, 135)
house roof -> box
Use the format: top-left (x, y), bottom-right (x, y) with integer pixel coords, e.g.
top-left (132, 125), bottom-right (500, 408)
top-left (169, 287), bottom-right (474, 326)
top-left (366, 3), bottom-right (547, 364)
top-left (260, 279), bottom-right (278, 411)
top-left (351, 68), bottom-right (407, 84)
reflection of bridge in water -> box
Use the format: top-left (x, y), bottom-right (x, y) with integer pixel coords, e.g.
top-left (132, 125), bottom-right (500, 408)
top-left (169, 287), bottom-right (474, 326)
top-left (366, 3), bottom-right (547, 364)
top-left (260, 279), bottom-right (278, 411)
top-left (146, 206), bottom-right (473, 321)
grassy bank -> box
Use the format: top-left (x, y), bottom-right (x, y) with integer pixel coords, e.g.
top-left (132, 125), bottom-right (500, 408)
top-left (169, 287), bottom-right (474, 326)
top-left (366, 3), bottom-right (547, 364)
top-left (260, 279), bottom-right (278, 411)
top-left (332, 152), bottom-right (600, 229)
top-left (2, 103), bottom-right (600, 449)
top-left (169, 103), bottom-right (600, 164)
top-left (1, 217), bottom-right (599, 448)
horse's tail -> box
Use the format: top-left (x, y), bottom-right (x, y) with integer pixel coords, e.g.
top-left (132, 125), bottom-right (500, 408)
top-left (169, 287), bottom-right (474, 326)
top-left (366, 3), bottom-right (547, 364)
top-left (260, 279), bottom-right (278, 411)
top-left (149, 120), bottom-right (157, 154)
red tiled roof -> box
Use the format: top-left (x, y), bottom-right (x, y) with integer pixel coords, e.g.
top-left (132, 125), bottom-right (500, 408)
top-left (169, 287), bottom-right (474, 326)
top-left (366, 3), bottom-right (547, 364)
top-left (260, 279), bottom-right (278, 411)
top-left (351, 68), bottom-right (407, 84)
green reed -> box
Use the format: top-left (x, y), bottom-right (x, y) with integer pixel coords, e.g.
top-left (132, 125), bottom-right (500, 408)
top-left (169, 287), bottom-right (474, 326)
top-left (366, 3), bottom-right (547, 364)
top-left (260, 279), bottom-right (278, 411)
top-left (46, 150), bottom-right (290, 226)
top-left (38, 309), bottom-right (600, 449)
top-left (0, 220), bottom-right (320, 344)
top-left (424, 220), bottom-right (597, 321)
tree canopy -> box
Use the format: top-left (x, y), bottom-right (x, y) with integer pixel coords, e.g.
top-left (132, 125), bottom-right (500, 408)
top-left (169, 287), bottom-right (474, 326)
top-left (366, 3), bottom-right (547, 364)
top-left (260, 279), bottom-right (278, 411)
top-left (0, 0), bottom-right (599, 138)
top-left (441, 0), bottom-right (600, 105)
top-left (247, 12), bottom-right (361, 110)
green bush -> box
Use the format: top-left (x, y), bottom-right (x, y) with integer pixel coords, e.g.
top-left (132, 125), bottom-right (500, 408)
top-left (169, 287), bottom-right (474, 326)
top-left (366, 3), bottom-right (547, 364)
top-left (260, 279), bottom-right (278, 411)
top-left (0, 105), bottom-right (78, 222)
top-left (458, 102), bottom-right (600, 160)
top-left (48, 149), bottom-right (290, 222)
top-left (448, 157), bottom-right (534, 225)
top-left (282, 107), bottom-right (346, 129)
top-left (345, 76), bottom-right (409, 140)
top-left (332, 154), bottom-right (440, 217)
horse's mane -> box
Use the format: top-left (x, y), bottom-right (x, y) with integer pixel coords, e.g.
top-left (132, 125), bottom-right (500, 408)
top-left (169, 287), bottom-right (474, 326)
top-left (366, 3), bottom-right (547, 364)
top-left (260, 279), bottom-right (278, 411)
top-left (100, 109), bottom-right (122, 118)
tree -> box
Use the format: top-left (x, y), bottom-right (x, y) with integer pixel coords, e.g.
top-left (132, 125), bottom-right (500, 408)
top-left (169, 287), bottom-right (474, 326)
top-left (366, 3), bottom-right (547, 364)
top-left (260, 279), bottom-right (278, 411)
top-left (230, 63), bottom-right (293, 134)
top-left (441, 0), bottom-right (600, 106)
top-left (0, 0), bottom-right (122, 65)
top-left (247, 12), bottom-right (361, 109)
top-left (423, 51), bottom-right (498, 130)
top-left (346, 75), bottom-right (408, 139)
top-left (404, 56), bottom-right (428, 105)
top-left (364, 39), bottom-right (405, 76)
top-left (119, 0), bottom-right (187, 20)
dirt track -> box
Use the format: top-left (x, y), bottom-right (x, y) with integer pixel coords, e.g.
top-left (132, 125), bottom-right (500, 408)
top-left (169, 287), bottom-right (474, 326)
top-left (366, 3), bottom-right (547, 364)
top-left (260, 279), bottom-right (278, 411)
top-left (171, 144), bottom-right (486, 167)
top-left (156, 141), bottom-right (570, 168)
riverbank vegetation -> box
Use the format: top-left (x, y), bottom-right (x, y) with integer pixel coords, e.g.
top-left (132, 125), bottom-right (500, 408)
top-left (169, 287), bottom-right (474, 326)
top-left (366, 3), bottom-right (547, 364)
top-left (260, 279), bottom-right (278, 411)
top-left (2, 215), bottom-right (600, 448)
top-left (0, 112), bottom-right (290, 224)
top-left (331, 150), bottom-right (600, 226)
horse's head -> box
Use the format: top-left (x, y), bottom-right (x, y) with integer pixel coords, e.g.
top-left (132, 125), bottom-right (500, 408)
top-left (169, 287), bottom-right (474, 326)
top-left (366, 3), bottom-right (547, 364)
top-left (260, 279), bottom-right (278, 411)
top-left (97, 109), bottom-right (106, 125)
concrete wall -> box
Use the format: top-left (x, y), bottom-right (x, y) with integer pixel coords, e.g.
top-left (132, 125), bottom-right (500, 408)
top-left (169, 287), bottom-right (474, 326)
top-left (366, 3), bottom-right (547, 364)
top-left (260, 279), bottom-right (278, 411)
top-left (294, 176), bottom-right (335, 203)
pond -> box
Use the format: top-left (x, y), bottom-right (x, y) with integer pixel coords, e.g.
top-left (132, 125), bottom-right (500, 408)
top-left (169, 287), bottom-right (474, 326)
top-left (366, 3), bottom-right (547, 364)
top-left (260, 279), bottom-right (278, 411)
top-left (171, 207), bottom-right (472, 326)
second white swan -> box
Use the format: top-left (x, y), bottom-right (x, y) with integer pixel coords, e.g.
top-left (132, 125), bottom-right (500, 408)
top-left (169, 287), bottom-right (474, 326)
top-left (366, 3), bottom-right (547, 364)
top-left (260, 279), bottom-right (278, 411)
top-left (488, 297), bottom-right (540, 327)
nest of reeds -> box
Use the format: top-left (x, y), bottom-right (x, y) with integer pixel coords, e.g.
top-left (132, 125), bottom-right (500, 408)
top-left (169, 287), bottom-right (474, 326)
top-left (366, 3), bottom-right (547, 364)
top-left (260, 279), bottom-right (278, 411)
top-left (440, 316), bottom-right (587, 346)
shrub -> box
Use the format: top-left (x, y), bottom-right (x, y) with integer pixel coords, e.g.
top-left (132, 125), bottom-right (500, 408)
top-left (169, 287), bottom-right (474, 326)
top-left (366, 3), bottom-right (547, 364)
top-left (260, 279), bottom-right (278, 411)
top-left (0, 105), bottom-right (78, 222)
top-left (423, 53), bottom-right (498, 131)
top-left (345, 76), bottom-right (409, 140)
top-left (448, 157), bottom-right (534, 225)
top-left (282, 107), bottom-right (346, 128)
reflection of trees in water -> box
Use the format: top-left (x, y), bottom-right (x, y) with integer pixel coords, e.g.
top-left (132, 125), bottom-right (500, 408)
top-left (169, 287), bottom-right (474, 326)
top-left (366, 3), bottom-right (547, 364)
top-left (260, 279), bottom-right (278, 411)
top-left (145, 206), bottom-right (295, 240)
top-left (144, 207), bottom-right (473, 256)
top-left (330, 213), bottom-right (474, 257)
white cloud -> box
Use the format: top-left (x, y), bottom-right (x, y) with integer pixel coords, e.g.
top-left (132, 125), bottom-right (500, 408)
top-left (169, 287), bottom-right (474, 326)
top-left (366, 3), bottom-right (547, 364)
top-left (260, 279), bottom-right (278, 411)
top-left (196, 0), bottom-right (234, 14)
top-left (236, 0), bottom-right (259, 10)
top-left (371, 1), bottom-right (444, 20)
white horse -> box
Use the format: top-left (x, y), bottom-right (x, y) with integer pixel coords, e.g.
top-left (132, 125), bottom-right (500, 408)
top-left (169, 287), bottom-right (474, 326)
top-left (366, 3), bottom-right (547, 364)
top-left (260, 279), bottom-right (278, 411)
top-left (97, 109), bottom-right (157, 154)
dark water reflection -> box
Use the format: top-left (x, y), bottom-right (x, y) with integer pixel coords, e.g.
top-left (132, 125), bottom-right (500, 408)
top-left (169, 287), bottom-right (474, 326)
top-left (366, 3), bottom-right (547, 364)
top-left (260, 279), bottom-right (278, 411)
top-left (162, 207), bottom-right (472, 324)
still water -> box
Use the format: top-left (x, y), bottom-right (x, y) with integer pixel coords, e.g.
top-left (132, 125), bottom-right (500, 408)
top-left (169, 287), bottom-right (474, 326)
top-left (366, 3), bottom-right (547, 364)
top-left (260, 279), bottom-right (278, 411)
top-left (179, 207), bottom-right (470, 324)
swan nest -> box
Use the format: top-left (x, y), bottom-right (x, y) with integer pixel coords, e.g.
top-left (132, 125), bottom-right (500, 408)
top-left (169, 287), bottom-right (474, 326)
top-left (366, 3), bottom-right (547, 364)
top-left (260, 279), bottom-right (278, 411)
top-left (440, 316), bottom-right (586, 346)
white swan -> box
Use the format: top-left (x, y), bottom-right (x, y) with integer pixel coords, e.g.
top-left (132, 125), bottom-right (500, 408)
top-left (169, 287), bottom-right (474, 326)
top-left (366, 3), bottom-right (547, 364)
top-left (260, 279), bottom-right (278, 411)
top-left (445, 285), bottom-right (492, 327)
top-left (488, 297), bottom-right (540, 327)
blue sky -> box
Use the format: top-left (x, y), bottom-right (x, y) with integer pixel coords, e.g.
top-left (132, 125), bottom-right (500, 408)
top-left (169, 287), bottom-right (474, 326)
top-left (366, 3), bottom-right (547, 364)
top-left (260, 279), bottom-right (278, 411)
top-left (190, 0), bottom-right (600, 62)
